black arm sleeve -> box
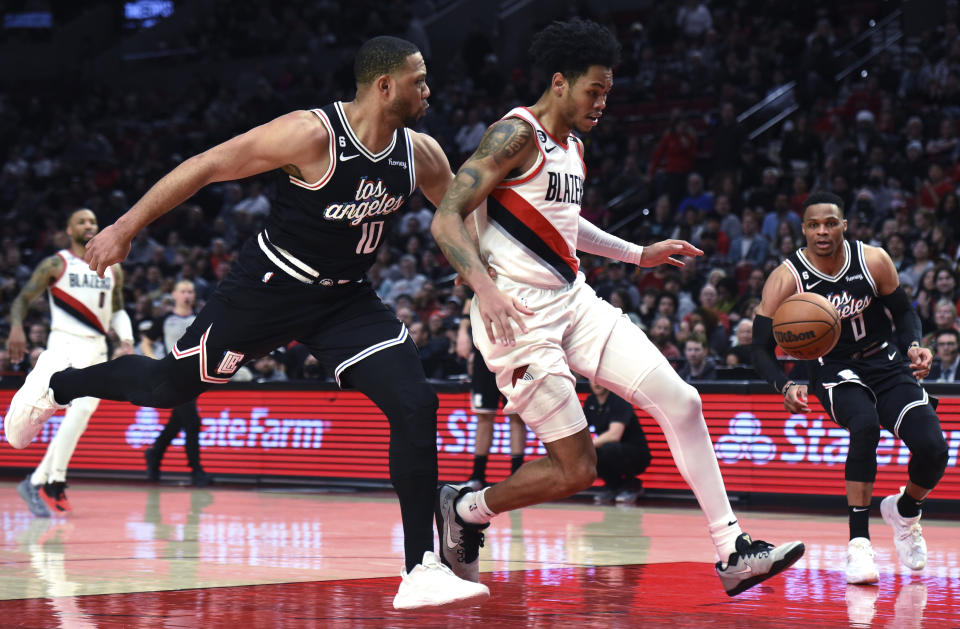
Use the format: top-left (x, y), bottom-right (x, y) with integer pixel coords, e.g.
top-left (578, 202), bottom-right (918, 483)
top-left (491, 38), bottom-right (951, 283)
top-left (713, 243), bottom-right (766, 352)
top-left (751, 314), bottom-right (791, 392)
top-left (880, 286), bottom-right (923, 352)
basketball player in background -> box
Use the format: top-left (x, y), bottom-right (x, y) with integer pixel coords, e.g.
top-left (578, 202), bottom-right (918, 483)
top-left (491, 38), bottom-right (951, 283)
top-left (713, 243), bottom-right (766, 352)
top-left (431, 17), bottom-right (804, 598)
top-left (752, 191), bottom-right (947, 584)
top-left (6, 209), bottom-right (134, 517)
top-left (456, 295), bottom-right (527, 488)
top-left (3, 36), bottom-right (487, 610)
top-left (139, 279), bottom-right (210, 487)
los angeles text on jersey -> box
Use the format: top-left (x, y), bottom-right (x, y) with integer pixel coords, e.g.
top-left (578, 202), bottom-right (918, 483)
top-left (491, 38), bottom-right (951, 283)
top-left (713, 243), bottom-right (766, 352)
top-left (544, 171), bottom-right (584, 204)
top-left (825, 290), bottom-right (871, 319)
top-left (69, 272), bottom-right (112, 290)
top-left (323, 176), bottom-right (405, 226)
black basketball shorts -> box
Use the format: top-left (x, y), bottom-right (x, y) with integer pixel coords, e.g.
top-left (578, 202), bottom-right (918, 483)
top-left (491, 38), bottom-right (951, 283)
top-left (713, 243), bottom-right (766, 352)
top-left (810, 342), bottom-right (935, 437)
top-left (175, 243), bottom-right (407, 386)
top-left (470, 350), bottom-right (506, 413)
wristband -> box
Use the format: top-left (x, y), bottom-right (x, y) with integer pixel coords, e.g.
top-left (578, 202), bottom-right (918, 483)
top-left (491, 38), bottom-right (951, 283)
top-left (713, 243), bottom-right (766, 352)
top-left (782, 381), bottom-right (796, 397)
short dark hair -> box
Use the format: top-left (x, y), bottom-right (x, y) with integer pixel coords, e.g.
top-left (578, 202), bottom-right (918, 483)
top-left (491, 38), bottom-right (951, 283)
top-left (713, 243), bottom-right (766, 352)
top-left (529, 18), bottom-right (621, 85)
top-left (801, 190), bottom-right (846, 218)
top-left (354, 36), bottom-right (420, 86)
top-left (936, 328), bottom-right (959, 346)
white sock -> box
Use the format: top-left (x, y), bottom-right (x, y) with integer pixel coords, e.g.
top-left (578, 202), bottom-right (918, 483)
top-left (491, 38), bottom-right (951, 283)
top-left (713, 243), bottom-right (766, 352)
top-left (710, 516), bottom-right (744, 563)
top-left (455, 487), bottom-right (497, 524)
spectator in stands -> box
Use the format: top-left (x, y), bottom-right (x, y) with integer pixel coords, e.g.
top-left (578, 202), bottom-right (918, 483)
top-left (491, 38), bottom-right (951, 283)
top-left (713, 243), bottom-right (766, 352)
top-left (676, 172), bottom-right (713, 216)
top-left (231, 180), bottom-right (271, 218)
top-left (928, 329), bottom-right (960, 382)
top-left (649, 315), bottom-right (681, 360)
top-left (250, 352), bottom-right (288, 383)
top-left (676, 0), bottom-right (712, 40)
top-left (923, 299), bottom-right (959, 346)
top-left (710, 102), bottom-right (744, 177)
top-left (728, 209), bottom-right (769, 267)
top-left (900, 239), bottom-right (935, 295)
top-left (385, 254), bottom-right (427, 306)
top-left (454, 107), bottom-right (487, 161)
top-left (761, 192), bottom-right (801, 243)
top-left (725, 319), bottom-right (754, 367)
top-left (678, 335), bottom-right (717, 381)
top-left (595, 260), bottom-right (640, 310)
top-left (649, 112), bottom-right (697, 205)
top-left (920, 163), bottom-right (954, 210)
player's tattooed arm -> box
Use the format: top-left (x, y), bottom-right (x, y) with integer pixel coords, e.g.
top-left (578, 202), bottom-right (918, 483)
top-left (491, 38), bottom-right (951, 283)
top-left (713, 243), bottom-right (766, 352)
top-left (9, 255), bottom-right (62, 326)
top-left (431, 118), bottom-right (535, 297)
top-left (111, 264), bottom-right (125, 312)
top-left (470, 118), bottom-right (535, 171)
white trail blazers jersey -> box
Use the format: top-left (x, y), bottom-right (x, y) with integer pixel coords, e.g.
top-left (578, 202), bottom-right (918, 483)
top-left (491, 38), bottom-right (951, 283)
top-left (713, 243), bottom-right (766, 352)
top-left (473, 107), bottom-right (586, 289)
top-left (47, 249), bottom-right (115, 338)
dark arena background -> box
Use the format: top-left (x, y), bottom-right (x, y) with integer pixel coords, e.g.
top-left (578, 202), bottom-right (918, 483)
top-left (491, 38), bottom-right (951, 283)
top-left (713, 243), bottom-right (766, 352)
top-left (1, 0), bottom-right (960, 626)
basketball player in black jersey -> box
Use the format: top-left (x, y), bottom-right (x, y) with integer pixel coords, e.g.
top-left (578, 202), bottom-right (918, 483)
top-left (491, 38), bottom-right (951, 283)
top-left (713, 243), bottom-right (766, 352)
top-left (3, 36), bottom-right (487, 610)
top-left (753, 191), bottom-right (948, 585)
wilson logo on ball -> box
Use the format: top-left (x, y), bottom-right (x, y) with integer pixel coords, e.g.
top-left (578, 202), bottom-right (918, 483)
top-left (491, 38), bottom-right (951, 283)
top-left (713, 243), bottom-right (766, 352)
top-left (774, 330), bottom-right (816, 343)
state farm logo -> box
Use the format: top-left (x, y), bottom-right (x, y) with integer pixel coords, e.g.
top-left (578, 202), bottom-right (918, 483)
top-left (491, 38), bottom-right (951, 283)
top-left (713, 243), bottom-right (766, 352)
top-left (774, 329), bottom-right (816, 343)
top-left (715, 413), bottom-right (776, 464)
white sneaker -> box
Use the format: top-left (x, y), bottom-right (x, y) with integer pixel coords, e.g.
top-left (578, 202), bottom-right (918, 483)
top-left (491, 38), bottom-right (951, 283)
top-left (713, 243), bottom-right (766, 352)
top-left (846, 537), bottom-right (879, 584)
top-left (4, 351), bottom-right (65, 449)
top-left (880, 488), bottom-right (927, 570)
top-left (392, 551), bottom-right (490, 610)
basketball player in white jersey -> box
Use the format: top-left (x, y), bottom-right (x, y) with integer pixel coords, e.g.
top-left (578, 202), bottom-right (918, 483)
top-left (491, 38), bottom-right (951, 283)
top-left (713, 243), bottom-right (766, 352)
top-left (431, 18), bottom-right (804, 597)
top-left (6, 209), bottom-right (134, 517)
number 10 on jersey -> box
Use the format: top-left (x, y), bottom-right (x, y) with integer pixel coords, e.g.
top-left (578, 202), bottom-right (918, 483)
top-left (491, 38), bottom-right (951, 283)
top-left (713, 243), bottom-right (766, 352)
top-left (356, 221), bottom-right (384, 255)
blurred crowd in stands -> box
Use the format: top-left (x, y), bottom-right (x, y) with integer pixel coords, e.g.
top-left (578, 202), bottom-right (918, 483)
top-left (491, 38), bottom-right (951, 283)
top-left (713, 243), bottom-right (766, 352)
top-left (1, 0), bottom-right (959, 384)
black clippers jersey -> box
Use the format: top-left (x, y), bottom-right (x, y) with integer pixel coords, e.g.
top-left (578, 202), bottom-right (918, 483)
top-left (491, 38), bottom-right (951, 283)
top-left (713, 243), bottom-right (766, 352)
top-left (782, 239), bottom-right (892, 360)
top-left (266, 101), bottom-right (416, 278)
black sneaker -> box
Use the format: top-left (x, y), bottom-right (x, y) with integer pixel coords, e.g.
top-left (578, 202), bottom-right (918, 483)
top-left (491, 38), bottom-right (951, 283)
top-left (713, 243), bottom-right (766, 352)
top-left (144, 448), bottom-right (161, 482)
top-left (716, 533), bottom-right (805, 596)
top-left (436, 484), bottom-right (488, 582)
top-left (191, 469), bottom-right (212, 487)
top-left (40, 481), bottom-right (71, 513)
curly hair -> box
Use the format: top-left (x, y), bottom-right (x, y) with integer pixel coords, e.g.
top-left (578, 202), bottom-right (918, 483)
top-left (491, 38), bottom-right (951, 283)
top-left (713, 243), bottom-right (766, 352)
top-left (354, 36), bottom-right (420, 86)
top-left (528, 17), bottom-right (621, 85)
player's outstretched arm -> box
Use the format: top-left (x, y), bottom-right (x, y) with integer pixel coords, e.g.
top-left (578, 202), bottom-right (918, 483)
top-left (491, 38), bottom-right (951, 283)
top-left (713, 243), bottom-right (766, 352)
top-left (6, 255), bottom-right (63, 363)
top-left (85, 111), bottom-right (328, 277)
top-left (864, 245), bottom-right (931, 378)
top-left (431, 118), bottom-right (537, 345)
top-left (752, 265), bottom-right (809, 412)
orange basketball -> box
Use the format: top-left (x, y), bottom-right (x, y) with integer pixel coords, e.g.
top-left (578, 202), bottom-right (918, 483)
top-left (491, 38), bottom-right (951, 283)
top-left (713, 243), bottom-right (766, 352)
top-left (772, 292), bottom-right (841, 360)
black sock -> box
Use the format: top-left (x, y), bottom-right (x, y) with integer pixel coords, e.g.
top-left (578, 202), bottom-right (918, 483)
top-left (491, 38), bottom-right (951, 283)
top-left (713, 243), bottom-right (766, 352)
top-left (848, 505), bottom-right (870, 540)
top-left (393, 472), bottom-right (437, 573)
top-left (510, 454), bottom-right (524, 474)
top-left (471, 455), bottom-right (488, 481)
top-left (897, 492), bottom-right (922, 518)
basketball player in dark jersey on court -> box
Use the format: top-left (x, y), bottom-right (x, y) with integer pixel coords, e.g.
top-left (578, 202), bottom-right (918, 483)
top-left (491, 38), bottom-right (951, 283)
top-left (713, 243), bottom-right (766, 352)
top-left (3, 36), bottom-right (487, 610)
top-left (431, 17), bottom-right (803, 598)
top-left (752, 190), bottom-right (948, 585)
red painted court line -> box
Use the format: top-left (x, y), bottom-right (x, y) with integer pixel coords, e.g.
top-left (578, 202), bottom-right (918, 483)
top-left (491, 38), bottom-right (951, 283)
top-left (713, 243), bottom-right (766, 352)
top-left (0, 564), bottom-right (955, 628)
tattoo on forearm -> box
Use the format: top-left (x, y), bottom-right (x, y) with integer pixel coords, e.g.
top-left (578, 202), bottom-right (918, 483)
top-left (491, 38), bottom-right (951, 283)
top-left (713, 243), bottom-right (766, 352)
top-left (112, 266), bottom-right (124, 311)
top-left (473, 119), bottom-right (532, 165)
top-left (10, 256), bottom-right (61, 324)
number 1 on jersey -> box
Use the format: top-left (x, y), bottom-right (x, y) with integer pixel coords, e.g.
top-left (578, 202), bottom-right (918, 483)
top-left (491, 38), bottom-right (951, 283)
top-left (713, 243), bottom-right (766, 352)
top-left (356, 221), bottom-right (384, 255)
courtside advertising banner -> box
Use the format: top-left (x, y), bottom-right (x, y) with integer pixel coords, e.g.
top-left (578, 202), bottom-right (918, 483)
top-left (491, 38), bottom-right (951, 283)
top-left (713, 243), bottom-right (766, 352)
top-left (1, 387), bottom-right (958, 498)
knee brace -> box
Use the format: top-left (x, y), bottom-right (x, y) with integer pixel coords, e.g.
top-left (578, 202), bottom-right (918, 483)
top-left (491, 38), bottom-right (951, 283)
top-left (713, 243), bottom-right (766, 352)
top-left (845, 415), bottom-right (881, 483)
top-left (900, 404), bottom-right (949, 490)
top-left (507, 372), bottom-right (585, 443)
